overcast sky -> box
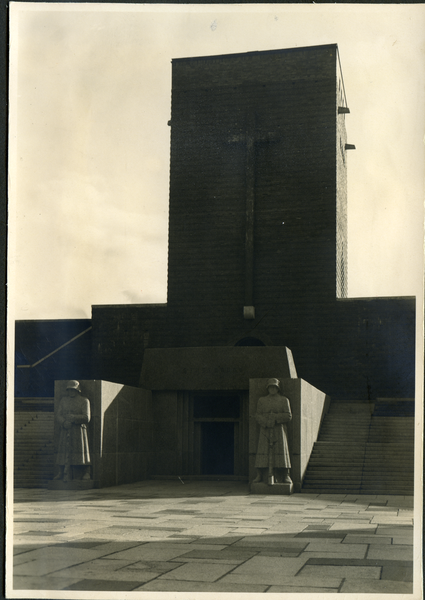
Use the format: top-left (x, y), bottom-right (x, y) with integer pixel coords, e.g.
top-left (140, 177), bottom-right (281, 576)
top-left (9, 3), bottom-right (425, 320)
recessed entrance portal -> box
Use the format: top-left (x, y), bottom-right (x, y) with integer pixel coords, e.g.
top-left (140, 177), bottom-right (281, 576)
top-left (190, 393), bottom-right (248, 477)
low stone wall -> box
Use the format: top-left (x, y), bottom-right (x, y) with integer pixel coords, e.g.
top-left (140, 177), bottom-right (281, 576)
top-left (249, 378), bottom-right (330, 492)
top-left (53, 380), bottom-right (154, 488)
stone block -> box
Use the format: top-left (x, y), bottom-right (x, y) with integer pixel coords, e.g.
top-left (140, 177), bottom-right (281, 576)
top-left (138, 426), bottom-right (154, 453)
top-left (249, 377), bottom-right (328, 493)
top-left (54, 380), bottom-right (154, 487)
top-left (251, 482), bottom-right (293, 495)
top-left (116, 454), bottom-right (133, 486)
top-left (142, 347), bottom-right (297, 390)
top-left (154, 452), bottom-right (178, 476)
top-left (117, 419), bottom-right (137, 453)
top-left (102, 415), bottom-right (117, 453)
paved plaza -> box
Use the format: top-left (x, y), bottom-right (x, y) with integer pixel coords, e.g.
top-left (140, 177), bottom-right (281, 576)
top-left (11, 480), bottom-right (416, 595)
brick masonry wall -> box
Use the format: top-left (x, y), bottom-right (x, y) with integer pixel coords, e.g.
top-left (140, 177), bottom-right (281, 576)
top-left (15, 320), bottom-right (93, 397)
top-left (91, 305), bottom-right (167, 386)
top-left (167, 46), bottom-right (339, 314)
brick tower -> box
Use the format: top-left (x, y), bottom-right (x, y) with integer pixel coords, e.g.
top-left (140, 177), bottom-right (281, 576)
top-left (167, 44), bottom-right (349, 334)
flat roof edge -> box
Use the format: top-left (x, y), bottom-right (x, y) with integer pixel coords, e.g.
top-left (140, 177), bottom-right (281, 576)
top-left (336, 296), bottom-right (416, 302)
top-left (15, 318), bottom-right (91, 324)
top-left (92, 303), bottom-right (168, 309)
top-left (172, 43), bottom-right (338, 64)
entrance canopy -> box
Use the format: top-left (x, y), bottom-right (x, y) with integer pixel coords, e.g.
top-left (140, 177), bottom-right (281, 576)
top-left (139, 346), bottom-right (297, 390)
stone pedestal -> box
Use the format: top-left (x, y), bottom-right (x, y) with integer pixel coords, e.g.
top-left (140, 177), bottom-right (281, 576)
top-left (250, 482), bottom-right (293, 495)
top-left (48, 480), bottom-right (94, 491)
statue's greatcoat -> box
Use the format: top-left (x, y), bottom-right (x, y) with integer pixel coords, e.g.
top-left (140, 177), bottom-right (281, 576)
top-left (56, 395), bottom-right (91, 466)
top-left (254, 394), bottom-right (292, 468)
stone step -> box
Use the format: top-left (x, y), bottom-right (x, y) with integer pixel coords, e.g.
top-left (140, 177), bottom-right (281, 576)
top-left (308, 463), bottom-right (365, 468)
top-left (14, 442), bottom-right (54, 448)
top-left (14, 440), bottom-right (54, 444)
top-left (364, 455), bottom-right (414, 459)
top-left (15, 473), bottom-right (54, 479)
top-left (309, 454), bottom-right (365, 459)
top-left (328, 404), bottom-right (374, 413)
top-left (14, 410), bottom-right (55, 488)
top-left (363, 453), bottom-right (414, 458)
top-left (304, 471), bottom-right (364, 476)
top-left (303, 486), bottom-right (363, 492)
top-left (309, 453), bottom-right (366, 459)
top-left (14, 450), bottom-right (54, 454)
top-left (309, 450), bottom-right (365, 455)
top-left (310, 448), bottom-right (366, 453)
top-left (304, 477), bottom-right (363, 483)
top-left (305, 463), bottom-right (364, 468)
top-left (16, 428), bottom-right (54, 432)
top-left (304, 488), bottom-right (412, 495)
top-left (14, 482), bottom-right (50, 488)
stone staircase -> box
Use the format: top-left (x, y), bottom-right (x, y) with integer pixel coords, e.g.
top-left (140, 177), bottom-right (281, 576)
top-left (361, 415), bottom-right (414, 495)
top-left (302, 401), bottom-right (415, 495)
top-left (14, 411), bottom-right (55, 488)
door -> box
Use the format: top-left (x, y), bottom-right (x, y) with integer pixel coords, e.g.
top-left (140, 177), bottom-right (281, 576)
top-left (200, 422), bottom-right (234, 475)
top-left (191, 392), bottom-right (248, 477)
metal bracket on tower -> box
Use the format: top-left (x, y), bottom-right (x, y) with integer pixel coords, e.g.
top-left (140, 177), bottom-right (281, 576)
top-left (243, 306), bottom-right (255, 320)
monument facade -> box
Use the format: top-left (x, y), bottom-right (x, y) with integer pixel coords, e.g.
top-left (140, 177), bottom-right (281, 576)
top-left (15, 44), bottom-right (415, 489)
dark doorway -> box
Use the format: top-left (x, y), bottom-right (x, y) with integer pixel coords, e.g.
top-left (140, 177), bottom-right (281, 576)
top-left (200, 422), bottom-right (234, 475)
top-left (189, 392), bottom-right (248, 477)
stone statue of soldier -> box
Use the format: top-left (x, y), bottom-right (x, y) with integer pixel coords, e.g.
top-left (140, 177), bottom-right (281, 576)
top-left (253, 378), bottom-right (292, 485)
top-left (53, 380), bottom-right (91, 482)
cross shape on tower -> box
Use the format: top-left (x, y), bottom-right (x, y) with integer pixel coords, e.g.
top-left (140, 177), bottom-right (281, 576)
top-left (227, 112), bottom-right (280, 319)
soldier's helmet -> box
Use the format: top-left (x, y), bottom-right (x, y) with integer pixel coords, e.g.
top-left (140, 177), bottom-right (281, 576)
top-left (66, 380), bottom-right (81, 392)
top-left (267, 378), bottom-right (280, 390)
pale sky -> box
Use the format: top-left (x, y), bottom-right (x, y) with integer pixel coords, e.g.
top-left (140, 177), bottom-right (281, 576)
top-left (9, 3), bottom-right (425, 320)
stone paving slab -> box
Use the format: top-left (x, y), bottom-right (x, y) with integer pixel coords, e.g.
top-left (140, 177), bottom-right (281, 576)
top-left (367, 544), bottom-right (414, 560)
top-left (340, 579), bottom-right (414, 593)
top-left (135, 579), bottom-right (269, 592)
top-left (300, 564), bottom-right (382, 579)
top-left (267, 585), bottom-right (339, 593)
top-left (303, 543), bottom-right (368, 558)
top-left (13, 575), bottom-right (85, 590)
top-left (10, 480), bottom-right (418, 595)
top-left (158, 561), bottom-right (237, 581)
top-left (220, 572), bottom-right (344, 588)
top-left (63, 578), bottom-right (146, 591)
top-left (391, 535), bottom-right (415, 545)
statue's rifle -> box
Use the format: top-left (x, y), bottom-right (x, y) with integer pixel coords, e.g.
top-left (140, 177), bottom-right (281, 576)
top-left (267, 419), bottom-right (276, 485)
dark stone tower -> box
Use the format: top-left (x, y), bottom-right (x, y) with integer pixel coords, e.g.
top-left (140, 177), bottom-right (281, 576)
top-left (92, 44), bottom-right (415, 403)
top-left (167, 45), bottom-right (349, 334)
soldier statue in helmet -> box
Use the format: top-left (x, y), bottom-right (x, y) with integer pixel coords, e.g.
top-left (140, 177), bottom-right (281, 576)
top-left (53, 380), bottom-right (91, 482)
top-left (253, 378), bottom-right (292, 485)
